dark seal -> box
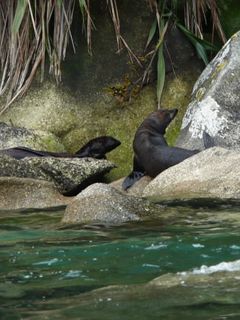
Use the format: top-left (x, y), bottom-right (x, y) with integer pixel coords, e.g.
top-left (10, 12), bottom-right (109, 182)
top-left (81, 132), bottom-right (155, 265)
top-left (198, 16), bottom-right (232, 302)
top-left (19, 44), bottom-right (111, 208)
top-left (123, 108), bottom-right (205, 190)
top-left (0, 136), bottom-right (121, 160)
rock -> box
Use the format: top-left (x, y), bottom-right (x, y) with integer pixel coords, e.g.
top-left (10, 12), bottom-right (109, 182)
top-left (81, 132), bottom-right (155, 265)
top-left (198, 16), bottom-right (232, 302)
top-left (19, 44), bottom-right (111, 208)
top-left (143, 147), bottom-right (240, 201)
top-left (43, 265), bottom-right (240, 311)
top-left (176, 31), bottom-right (240, 150)
top-left (0, 177), bottom-right (70, 210)
top-left (0, 155), bottom-right (115, 195)
top-left (0, 122), bottom-right (65, 151)
top-left (62, 183), bottom-right (157, 224)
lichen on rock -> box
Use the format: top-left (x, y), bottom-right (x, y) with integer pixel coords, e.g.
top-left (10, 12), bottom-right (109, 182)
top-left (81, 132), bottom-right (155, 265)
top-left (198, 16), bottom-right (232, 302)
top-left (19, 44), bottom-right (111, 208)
top-left (177, 31), bottom-right (240, 150)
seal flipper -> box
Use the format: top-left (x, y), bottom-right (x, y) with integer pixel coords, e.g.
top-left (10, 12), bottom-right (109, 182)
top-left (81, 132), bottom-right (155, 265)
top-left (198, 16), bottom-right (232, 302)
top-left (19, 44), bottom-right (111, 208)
top-left (0, 146), bottom-right (58, 159)
top-left (122, 171), bottom-right (145, 190)
top-left (122, 156), bottom-right (145, 190)
top-left (203, 131), bottom-right (215, 149)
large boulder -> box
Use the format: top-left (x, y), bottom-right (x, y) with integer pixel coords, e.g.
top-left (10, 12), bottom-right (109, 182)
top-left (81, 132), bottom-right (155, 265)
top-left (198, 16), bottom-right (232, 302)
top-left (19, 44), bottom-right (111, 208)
top-left (0, 122), bottom-right (65, 151)
top-left (176, 31), bottom-right (240, 150)
top-left (62, 183), bottom-right (159, 224)
top-left (0, 177), bottom-right (70, 210)
top-left (0, 155), bottom-right (115, 195)
top-left (143, 147), bottom-right (240, 201)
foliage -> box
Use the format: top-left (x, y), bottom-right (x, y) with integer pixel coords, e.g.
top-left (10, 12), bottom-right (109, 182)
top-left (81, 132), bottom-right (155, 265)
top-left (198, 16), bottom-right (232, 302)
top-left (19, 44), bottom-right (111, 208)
top-left (0, 0), bottom-right (226, 112)
top-left (144, 0), bottom-right (225, 106)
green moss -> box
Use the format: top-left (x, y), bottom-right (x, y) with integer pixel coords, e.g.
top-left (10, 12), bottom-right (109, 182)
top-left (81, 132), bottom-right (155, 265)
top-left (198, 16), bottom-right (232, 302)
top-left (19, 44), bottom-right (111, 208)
top-left (161, 72), bottom-right (198, 146)
top-left (35, 131), bottom-right (66, 152)
top-left (210, 60), bottom-right (228, 82)
top-left (0, 81), bottom-right (85, 138)
top-left (102, 86), bottom-right (158, 180)
top-left (195, 88), bottom-right (206, 101)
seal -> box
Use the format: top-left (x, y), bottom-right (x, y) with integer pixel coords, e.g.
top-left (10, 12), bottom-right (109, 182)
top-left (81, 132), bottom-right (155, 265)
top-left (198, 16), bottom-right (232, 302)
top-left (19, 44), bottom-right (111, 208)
top-left (0, 136), bottom-right (121, 160)
top-left (75, 136), bottom-right (121, 159)
top-left (123, 108), bottom-right (200, 190)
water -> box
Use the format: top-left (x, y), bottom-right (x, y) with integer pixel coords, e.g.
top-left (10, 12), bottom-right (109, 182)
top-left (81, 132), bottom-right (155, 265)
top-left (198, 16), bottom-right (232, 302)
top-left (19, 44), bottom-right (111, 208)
top-left (0, 200), bottom-right (240, 319)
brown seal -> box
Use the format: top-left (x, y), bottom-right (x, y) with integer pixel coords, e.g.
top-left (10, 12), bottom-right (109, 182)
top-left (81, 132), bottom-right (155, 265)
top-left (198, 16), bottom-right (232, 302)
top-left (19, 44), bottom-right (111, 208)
top-left (123, 109), bottom-right (202, 190)
top-left (0, 136), bottom-right (121, 160)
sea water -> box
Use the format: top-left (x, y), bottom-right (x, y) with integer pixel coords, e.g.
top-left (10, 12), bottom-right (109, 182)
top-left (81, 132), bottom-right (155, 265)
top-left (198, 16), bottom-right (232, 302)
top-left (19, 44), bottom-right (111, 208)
top-left (0, 199), bottom-right (240, 319)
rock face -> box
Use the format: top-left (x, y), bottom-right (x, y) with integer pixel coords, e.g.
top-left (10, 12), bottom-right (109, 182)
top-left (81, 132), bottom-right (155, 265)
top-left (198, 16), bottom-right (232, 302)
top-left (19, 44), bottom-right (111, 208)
top-left (143, 147), bottom-right (240, 201)
top-left (0, 177), bottom-right (70, 210)
top-left (0, 122), bottom-right (65, 151)
top-left (62, 183), bottom-right (157, 224)
top-left (176, 31), bottom-right (240, 150)
top-left (0, 155), bottom-right (115, 195)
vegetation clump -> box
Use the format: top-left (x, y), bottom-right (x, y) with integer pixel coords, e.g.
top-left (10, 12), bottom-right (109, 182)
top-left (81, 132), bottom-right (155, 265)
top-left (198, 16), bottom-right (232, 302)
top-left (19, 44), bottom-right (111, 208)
top-left (0, 0), bottom-right (226, 111)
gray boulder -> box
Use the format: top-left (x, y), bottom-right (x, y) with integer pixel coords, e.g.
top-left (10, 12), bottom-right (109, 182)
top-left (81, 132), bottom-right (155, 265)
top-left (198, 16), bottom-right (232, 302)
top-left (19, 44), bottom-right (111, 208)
top-left (0, 177), bottom-right (70, 210)
top-left (176, 31), bottom-right (240, 150)
top-left (0, 155), bottom-right (115, 195)
top-left (62, 183), bottom-right (158, 224)
top-left (143, 147), bottom-right (240, 201)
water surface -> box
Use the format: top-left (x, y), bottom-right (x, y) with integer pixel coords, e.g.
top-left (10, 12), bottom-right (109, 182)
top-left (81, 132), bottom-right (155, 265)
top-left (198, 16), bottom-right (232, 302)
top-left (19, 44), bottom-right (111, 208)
top-left (0, 200), bottom-right (240, 319)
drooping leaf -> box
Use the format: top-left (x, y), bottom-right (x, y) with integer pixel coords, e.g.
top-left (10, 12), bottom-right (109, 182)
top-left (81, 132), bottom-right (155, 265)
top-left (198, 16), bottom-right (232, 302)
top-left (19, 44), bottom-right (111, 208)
top-left (157, 44), bottom-right (165, 107)
top-left (177, 23), bottom-right (218, 50)
top-left (145, 19), bottom-right (157, 49)
top-left (177, 22), bottom-right (218, 65)
top-left (156, 20), bottom-right (167, 107)
top-left (79, 0), bottom-right (87, 16)
top-left (12, 0), bottom-right (28, 34)
top-left (195, 41), bottom-right (209, 66)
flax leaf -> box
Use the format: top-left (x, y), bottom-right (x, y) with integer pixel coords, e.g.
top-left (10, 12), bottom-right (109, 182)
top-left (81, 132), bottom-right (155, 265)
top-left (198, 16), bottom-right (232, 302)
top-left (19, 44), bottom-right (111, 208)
top-left (12, 0), bottom-right (28, 34)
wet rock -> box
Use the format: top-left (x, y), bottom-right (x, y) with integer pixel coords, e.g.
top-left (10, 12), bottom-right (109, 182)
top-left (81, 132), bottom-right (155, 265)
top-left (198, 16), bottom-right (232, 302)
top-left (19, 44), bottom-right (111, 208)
top-left (176, 31), bottom-right (240, 150)
top-left (0, 155), bottom-right (115, 195)
top-left (41, 264), bottom-right (240, 314)
top-left (143, 147), bottom-right (240, 201)
top-left (0, 177), bottom-right (70, 210)
top-left (62, 183), bottom-right (157, 224)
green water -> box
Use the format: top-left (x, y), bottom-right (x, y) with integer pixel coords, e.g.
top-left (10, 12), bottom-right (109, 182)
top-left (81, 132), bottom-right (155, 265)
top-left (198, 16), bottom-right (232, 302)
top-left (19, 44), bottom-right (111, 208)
top-left (1, 200), bottom-right (240, 319)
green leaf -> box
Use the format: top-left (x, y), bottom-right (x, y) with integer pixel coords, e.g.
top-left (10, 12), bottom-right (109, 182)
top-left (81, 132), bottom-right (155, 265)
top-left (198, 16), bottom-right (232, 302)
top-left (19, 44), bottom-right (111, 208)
top-left (78, 0), bottom-right (87, 15)
top-left (177, 22), bottom-right (218, 65)
top-left (145, 20), bottom-right (157, 49)
top-left (157, 42), bottom-right (165, 106)
top-left (195, 41), bottom-right (209, 66)
top-left (12, 0), bottom-right (28, 34)
top-left (155, 19), bottom-right (168, 107)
